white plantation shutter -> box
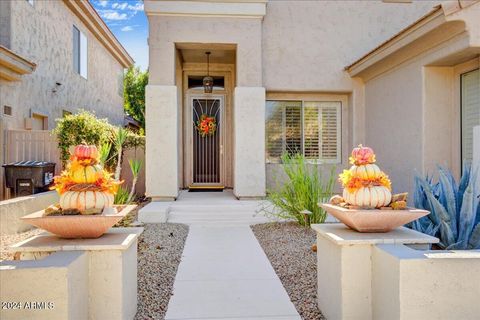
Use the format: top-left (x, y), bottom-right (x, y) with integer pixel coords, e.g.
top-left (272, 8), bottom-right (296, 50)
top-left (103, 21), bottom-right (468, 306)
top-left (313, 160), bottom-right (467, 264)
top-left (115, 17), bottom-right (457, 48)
top-left (285, 104), bottom-right (302, 154)
top-left (265, 101), bottom-right (284, 161)
top-left (461, 69), bottom-right (480, 163)
top-left (303, 104), bottom-right (320, 159)
top-left (266, 100), bottom-right (341, 162)
top-left (320, 102), bottom-right (341, 161)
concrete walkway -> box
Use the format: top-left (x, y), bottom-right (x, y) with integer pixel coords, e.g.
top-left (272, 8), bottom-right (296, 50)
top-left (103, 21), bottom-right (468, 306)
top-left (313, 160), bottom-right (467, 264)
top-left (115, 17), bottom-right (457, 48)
top-left (163, 191), bottom-right (301, 320)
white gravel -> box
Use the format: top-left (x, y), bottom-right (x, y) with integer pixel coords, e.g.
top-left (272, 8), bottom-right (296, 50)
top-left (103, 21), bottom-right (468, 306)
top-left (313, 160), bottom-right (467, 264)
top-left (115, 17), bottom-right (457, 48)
top-left (252, 222), bottom-right (325, 320)
top-left (0, 228), bottom-right (44, 261)
top-left (135, 223), bottom-right (189, 320)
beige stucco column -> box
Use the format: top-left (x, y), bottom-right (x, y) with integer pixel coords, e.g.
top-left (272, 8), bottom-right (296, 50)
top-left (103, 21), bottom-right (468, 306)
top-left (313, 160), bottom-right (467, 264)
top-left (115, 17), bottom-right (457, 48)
top-left (145, 85), bottom-right (179, 200)
top-left (234, 87), bottom-right (266, 198)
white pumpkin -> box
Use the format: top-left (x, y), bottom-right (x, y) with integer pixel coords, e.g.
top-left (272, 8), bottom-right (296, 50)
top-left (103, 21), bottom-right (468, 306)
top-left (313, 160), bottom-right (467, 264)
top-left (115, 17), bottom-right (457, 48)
top-left (60, 191), bottom-right (114, 213)
top-left (343, 186), bottom-right (392, 208)
top-left (349, 164), bottom-right (382, 180)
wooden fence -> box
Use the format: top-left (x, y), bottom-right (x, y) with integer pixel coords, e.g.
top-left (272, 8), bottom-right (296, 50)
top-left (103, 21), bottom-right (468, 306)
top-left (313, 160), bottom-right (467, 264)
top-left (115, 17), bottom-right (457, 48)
top-left (1, 130), bottom-right (62, 199)
top-left (1, 128), bottom-right (146, 200)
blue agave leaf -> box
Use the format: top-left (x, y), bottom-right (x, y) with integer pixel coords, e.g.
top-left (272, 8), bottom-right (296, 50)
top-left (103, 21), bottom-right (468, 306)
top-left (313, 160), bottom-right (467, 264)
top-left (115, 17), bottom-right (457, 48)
top-left (414, 176), bottom-right (428, 209)
top-left (445, 240), bottom-right (463, 250)
top-left (415, 176), bottom-right (442, 225)
top-left (440, 220), bottom-right (456, 248)
top-left (471, 165), bottom-right (480, 226)
top-left (467, 223), bottom-right (480, 249)
top-left (424, 221), bottom-right (440, 237)
top-left (457, 162), bottom-right (471, 213)
top-left (437, 167), bottom-right (457, 239)
top-left (457, 184), bottom-right (475, 250)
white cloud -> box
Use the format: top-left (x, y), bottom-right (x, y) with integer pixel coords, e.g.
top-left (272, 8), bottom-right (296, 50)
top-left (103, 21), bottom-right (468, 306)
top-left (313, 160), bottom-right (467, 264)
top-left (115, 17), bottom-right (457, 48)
top-left (127, 3), bottom-right (144, 12)
top-left (121, 26), bottom-right (133, 32)
top-left (97, 0), bottom-right (108, 7)
top-left (99, 10), bottom-right (128, 21)
top-left (112, 2), bottom-right (128, 10)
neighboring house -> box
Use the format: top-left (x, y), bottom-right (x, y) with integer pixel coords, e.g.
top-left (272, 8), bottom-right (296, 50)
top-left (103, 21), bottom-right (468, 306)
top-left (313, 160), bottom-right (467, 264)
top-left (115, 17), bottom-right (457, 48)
top-left (0, 0), bottom-right (133, 130)
top-left (0, 0), bottom-right (133, 199)
top-left (144, 0), bottom-right (479, 201)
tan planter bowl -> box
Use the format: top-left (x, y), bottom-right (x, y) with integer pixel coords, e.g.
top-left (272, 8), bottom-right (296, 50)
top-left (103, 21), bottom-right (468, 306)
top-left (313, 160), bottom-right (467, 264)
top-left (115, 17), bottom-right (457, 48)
top-left (319, 203), bottom-right (429, 233)
top-left (21, 205), bottom-right (136, 239)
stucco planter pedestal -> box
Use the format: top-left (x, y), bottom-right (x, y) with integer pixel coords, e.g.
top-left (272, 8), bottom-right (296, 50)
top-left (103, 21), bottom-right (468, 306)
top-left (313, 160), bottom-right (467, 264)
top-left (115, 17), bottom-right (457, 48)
top-left (1, 227), bottom-right (142, 320)
top-left (320, 203), bottom-right (429, 232)
top-left (20, 205), bottom-right (135, 239)
top-left (311, 224), bottom-right (438, 320)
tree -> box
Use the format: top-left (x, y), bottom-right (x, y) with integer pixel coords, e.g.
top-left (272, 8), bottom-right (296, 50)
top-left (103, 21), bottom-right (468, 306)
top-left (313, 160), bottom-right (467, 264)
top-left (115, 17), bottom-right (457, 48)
top-left (124, 66), bottom-right (148, 132)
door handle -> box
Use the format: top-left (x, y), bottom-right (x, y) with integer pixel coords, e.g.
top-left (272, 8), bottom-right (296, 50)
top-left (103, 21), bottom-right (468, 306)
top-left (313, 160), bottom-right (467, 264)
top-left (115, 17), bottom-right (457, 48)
top-left (220, 145), bottom-right (223, 155)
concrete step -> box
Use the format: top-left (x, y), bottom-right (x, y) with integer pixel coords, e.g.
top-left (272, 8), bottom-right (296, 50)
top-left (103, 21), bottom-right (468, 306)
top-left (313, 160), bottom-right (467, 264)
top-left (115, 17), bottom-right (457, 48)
top-left (169, 204), bottom-right (261, 213)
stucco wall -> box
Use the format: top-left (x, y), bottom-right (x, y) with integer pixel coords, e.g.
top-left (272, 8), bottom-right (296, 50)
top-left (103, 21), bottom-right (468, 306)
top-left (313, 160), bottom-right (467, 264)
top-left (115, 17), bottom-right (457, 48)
top-left (146, 1), bottom-right (441, 194)
top-left (148, 15), bottom-right (262, 87)
top-left (262, 0), bottom-right (439, 92)
top-left (0, 1), bottom-right (10, 48)
top-left (0, 0), bottom-right (125, 130)
top-left (364, 32), bottom-right (474, 197)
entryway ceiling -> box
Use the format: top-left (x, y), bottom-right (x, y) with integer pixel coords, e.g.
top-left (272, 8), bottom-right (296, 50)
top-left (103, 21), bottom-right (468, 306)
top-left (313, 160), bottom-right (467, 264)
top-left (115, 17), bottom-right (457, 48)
top-left (178, 48), bottom-right (236, 64)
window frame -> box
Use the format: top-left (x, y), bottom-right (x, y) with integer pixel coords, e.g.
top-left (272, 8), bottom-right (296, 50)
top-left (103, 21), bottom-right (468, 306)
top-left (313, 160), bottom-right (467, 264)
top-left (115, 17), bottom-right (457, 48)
top-left (73, 25), bottom-right (88, 79)
top-left (453, 58), bottom-right (480, 177)
top-left (460, 67), bottom-right (479, 166)
top-left (265, 93), bottom-right (346, 165)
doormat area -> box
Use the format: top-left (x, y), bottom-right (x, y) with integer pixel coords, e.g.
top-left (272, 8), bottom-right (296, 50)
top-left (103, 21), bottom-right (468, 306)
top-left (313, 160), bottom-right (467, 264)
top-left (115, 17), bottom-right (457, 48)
top-left (188, 188), bottom-right (224, 192)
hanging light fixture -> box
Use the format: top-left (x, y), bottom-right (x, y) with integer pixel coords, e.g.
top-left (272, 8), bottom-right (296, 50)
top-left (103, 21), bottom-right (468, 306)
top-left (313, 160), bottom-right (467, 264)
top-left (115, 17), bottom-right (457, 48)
top-left (203, 51), bottom-right (213, 93)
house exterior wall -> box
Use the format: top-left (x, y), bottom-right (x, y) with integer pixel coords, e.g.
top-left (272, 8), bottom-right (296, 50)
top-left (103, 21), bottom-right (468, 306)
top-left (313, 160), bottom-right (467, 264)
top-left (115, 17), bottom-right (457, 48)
top-left (0, 0), bottom-right (125, 130)
top-left (363, 35), bottom-right (477, 197)
top-left (145, 0), bottom-right (442, 197)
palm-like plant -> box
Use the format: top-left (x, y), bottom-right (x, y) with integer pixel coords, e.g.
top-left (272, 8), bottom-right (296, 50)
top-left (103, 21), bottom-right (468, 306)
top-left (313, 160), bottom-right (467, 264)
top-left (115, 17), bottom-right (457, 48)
top-left (410, 164), bottom-right (480, 249)
top-left (127, 159), bottom-right (142, 203)
top-left (114, 128), bottom-right (128, 181)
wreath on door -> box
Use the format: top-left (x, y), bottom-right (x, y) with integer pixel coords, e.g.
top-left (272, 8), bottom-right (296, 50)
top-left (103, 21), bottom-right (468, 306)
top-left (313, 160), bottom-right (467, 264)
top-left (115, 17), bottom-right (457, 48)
top-left (196, 114), bottom-right (217, 137)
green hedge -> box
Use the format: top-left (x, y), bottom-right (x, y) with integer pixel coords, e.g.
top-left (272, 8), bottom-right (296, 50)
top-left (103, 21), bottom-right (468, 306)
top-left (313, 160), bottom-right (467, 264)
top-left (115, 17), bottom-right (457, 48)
top-left (53, 110), bottom-right (144, 169)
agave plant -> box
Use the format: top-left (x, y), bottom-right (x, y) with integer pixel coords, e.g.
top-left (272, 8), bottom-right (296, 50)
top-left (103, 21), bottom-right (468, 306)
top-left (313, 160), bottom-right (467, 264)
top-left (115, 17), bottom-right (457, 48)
top-left (409, 164), bottom-right (480, 249)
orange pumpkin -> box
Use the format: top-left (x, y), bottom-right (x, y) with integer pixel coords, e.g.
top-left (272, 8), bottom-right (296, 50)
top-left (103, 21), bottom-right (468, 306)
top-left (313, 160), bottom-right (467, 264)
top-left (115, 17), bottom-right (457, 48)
top-left (71, 164), bottom-right (103, 183)
top-left (350, 145), bottom-right (375, 165)
top-left (74, 144), bottom-right (99, 159)
top-left (343, 186), bottom-right (392, 208)
top-left (60, 191), bottom-right (114, 213)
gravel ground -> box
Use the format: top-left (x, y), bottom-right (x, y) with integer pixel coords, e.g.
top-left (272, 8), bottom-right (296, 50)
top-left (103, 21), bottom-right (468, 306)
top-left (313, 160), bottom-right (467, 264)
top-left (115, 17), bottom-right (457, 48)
top-left (0, 228), bottom-right (44, 261)
top-left (135, 223), bottom-right (189, 320)
top-left (252, 222), bottom-right (325, 320)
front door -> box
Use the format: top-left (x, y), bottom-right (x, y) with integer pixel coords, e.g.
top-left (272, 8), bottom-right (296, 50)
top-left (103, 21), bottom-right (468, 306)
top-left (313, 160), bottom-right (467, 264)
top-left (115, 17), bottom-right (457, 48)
top-left (189, 95), bottom-right (224, 187)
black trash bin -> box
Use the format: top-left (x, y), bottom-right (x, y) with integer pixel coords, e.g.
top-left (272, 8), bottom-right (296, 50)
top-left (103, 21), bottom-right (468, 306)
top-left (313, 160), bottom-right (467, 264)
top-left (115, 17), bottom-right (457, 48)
top-left (2, 161), bottom-right (56, 197)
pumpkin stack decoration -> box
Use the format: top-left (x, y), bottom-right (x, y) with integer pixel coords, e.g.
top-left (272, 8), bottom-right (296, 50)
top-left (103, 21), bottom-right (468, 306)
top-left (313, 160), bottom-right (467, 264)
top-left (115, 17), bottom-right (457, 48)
top-left (50, 144), bottom-right (120, 215)
top-left (339, 145), bottom-right (392, 208)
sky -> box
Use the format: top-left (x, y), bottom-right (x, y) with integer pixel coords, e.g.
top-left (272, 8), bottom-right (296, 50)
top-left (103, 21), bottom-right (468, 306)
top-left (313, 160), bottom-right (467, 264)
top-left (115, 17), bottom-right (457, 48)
top-left (90, 0), bottom-right (148, 70)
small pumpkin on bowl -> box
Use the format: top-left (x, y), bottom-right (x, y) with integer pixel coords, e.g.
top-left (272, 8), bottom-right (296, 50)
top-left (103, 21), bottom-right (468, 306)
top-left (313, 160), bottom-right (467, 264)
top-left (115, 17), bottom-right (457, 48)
top-left (74, 144), bottom-right (99, 160)
top-left (340, 145), bottom-right (392, 209)
top-left (60, 190), bottom-right (114, 213)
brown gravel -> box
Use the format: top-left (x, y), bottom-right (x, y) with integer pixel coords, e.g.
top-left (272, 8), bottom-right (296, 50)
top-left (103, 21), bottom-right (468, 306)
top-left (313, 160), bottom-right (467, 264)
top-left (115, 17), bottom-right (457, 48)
top-left (252, 222), bottom-right (325, 320)
top-left (0, 228), bottom-right (44, 261)
top-left (135, 223), bottom-right (189, 320)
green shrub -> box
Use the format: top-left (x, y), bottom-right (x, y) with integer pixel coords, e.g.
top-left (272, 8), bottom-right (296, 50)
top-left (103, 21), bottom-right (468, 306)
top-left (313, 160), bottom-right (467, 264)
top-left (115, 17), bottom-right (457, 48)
top-left (54, 110), bottom-right (144, 172)
top-left (54, 110), bottom-right (115, 163)
top-left (264, 153), bottom-right (336, 226)
top-left (114, 186), bottom-right (131, 205)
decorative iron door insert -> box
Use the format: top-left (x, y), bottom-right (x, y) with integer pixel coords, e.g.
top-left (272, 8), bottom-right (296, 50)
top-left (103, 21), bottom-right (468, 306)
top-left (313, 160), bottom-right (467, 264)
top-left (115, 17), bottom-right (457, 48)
top-left (191, 97), bottom-right (223, 185)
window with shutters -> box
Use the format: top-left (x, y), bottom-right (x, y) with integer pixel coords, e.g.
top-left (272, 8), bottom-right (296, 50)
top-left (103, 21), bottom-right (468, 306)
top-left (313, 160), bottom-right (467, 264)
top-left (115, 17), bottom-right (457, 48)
top-left (266, 100), bottom-right (341, 163)
top-left (461, 68), bottom-right (480, 164)
top-left (73, 25), bottom-right (87, 79)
